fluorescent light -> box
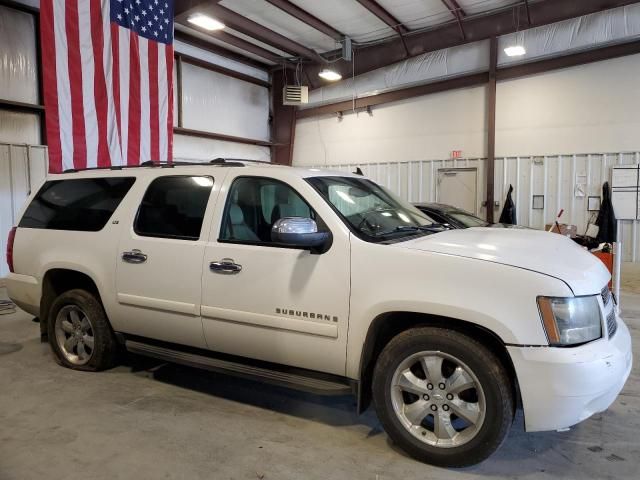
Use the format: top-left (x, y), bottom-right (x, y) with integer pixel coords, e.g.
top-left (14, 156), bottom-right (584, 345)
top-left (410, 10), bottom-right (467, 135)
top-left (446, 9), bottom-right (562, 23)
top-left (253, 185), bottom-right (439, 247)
top-left (504, 45), bottom-right (526, 57)
top-left (188, 13), bottom-right (225, 31)
top-left (318, 69), bottom-right (342, 81)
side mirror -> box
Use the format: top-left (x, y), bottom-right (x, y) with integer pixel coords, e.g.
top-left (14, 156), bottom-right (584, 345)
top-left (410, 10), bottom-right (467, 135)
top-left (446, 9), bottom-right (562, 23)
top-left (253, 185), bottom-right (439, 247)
top-left (271, 217), bottom-right (332, 254)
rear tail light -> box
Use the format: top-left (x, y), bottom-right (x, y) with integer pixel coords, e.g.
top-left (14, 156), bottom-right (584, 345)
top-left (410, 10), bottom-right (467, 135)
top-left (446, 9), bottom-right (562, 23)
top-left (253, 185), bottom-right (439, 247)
top-left (6, 227), bottom-right (16, 273)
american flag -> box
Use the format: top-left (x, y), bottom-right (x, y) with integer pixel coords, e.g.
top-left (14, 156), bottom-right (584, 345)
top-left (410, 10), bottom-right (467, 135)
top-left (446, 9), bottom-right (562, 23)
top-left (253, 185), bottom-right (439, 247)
top-left (41, 0), bottom-right (174, 172)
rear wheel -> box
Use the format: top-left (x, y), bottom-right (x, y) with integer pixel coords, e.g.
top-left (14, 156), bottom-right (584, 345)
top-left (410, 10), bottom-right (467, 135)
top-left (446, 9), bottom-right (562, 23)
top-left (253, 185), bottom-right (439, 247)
top-left (48, 289), bottom-right (118, 371)
top-left (372, 327), bottom-right (513, 467)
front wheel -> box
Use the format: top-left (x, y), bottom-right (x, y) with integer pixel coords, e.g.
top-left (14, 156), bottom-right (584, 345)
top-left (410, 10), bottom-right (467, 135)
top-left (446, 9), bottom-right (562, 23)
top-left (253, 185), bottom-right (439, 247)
top-left (372, 327), bottom-right (514, 467)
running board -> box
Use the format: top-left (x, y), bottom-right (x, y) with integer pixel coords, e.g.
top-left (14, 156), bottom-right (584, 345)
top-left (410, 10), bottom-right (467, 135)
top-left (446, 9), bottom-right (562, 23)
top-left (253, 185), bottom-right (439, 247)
top-left (125, 340), bottom-right (354, 396)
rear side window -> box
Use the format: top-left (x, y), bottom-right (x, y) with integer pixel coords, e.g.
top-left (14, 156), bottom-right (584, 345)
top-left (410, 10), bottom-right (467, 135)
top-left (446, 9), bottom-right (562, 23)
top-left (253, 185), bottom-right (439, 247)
top-left (135, 176), bottom-right (213, 240)
top-left (19, 177), bottom-right (135, 231)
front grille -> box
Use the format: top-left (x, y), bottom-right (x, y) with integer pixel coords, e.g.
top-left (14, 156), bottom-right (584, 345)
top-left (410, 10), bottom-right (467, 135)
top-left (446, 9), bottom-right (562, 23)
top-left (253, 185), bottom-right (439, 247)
top-left (606, 309), bottom-right (618, 338)
top-left (601, 285), bottom-right (612, 307)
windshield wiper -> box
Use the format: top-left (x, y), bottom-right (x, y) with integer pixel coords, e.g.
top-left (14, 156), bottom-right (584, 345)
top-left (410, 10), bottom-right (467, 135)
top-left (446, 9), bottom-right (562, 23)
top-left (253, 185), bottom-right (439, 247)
top-left (377, 224), bottom-right (449, 236)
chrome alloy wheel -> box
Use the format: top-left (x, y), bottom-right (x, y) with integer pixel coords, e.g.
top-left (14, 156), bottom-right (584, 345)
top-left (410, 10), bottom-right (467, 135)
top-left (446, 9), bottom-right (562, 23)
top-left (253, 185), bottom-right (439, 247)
top-left (54, 305), bottom-right (95, 366)
top-left (390, 351), bottom-right (486, 448)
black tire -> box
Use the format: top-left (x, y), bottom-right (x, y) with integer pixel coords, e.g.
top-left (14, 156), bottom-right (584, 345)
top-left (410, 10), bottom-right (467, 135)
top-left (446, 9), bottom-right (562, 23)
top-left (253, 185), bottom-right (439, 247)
top-left (372, 327), bottom-right (513, 467)
top-left (47, 289), bottom-right (119, 371)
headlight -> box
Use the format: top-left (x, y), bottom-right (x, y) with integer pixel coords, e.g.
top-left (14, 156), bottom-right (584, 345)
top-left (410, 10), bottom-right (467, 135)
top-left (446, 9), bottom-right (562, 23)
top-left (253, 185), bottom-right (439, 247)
top-left (537, 296), bottom-right (602, 346)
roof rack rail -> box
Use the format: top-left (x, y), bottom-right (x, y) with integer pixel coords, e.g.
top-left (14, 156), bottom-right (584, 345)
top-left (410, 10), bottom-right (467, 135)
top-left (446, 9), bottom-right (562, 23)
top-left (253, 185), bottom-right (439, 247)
top-left (210, 157), bottom-right (272, 165)
top-left (56, 159), bottom-right (255, 173)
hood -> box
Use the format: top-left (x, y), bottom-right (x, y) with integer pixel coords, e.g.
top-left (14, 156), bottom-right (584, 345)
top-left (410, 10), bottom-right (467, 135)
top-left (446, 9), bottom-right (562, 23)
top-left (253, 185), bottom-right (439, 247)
top-left (395, 227), bottom-right (609, 295)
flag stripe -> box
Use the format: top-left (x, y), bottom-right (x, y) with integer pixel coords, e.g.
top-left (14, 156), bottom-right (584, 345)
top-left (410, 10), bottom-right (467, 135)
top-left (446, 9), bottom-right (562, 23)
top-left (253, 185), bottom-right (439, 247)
top-left (40, 0), bottom-right (62, 173)
top-left (139, 37), bottom-right (150, 165)
top-left (127, 30), bottom-right (141, 166)
top-left (158, 44), bottom-right (168, 163)
top-left (119, 27), bottom-right (130, 164)
top-left (166, 47), bottom-right (174, 162)
top-left (53, 0), bottom-right (73, 171)
top-left (149, 41), bottom-right (159, 163)
top-left (78, 0), bottom-right (98, 169)
top-left (65, 0), bottom-right (87, 170)
top-left (90, 0), bottom-right (111, 168)
top-left (103, 8), bottom-right (122, 166)
top-left (110, 22), bottom-right (121, 163)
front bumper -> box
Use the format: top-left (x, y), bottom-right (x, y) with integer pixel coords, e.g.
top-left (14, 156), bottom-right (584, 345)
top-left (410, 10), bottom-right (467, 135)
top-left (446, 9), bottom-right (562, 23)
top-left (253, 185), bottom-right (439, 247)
top-left (5, 272), bottom-right (41, 317)
top-left (508, 315), bottom-right (632, 432)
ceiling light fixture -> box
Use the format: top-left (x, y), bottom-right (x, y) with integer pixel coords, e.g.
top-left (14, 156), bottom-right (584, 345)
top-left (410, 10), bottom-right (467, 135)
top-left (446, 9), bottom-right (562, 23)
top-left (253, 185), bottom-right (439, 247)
top-left (504, 45), bottom-right (526, 57)
top-left (188, 13), bottom-right (225, 31)
top-left (318, 68), bottom-right (342, 81)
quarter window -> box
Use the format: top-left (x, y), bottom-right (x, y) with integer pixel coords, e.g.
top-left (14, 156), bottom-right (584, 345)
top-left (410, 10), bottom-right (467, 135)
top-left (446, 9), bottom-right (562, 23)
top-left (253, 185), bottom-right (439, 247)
top-left (135, 176), bottom-right (213, 240)
top-left (19, 177), bottom-right (135, 231)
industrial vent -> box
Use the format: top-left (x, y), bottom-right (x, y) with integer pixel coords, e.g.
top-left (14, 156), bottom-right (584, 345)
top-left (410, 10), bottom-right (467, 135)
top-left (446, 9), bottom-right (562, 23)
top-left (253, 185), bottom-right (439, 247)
top-left (283, 85), bottom-right (308, 105)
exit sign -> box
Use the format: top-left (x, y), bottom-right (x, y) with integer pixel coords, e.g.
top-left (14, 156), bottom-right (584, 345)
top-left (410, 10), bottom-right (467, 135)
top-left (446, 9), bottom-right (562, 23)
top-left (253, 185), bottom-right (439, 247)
top-left (451, 150), bottom-right (462, 159)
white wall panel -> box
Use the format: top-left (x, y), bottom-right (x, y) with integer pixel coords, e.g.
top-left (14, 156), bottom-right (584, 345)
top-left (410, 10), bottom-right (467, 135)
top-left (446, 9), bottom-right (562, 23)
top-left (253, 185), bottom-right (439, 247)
top-left (0, 5), bottom-right (38, 104)
top-left (181, 63), bottom-right (270, 141)
top-left (294, 85), bottom-right (487, 166)
top-left (0, 144), bottom-right (48, 278)
top-left (309, 153), bottom-right (640, 263)
top-left (0, 110), bottom-right (41, 145)
top-left (173, 134), bottom-right (270, 162)
top-left (496, 54), bottom-right (640, 157)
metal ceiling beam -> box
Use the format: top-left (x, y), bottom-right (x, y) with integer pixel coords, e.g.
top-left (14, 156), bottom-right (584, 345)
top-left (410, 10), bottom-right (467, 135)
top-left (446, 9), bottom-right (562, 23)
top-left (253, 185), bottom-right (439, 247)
top-left (441, 0), bottom-right (466, 40)
top-left (296, 38), bottom-right (640, 119)
top-left (304, 0), bottom-right (640, 89)
top-left (296, 73), bottom-right (489, 119)
top-left (496, 38), bottom-right (640, 80)
top-left (176, 52), bottom-right (271, 88)
top-left (264, 0), bottom-right (344, 41)
top-left (271, 70), bottom-right (297, 165)
top-left (354, 0), bottom-right (409, 35)
top-left (448, 0), bottom-right (466, 17)
top-left (486, 37), bottom-right (498, 224)
top-left (523, 0), bottom-right (532, 25)
top-left (176, 2), bottom-right (326, 62)
top-left (173, 30), bottom-right (275, 68)
top-left (174, 28), bottom-right (282, 65)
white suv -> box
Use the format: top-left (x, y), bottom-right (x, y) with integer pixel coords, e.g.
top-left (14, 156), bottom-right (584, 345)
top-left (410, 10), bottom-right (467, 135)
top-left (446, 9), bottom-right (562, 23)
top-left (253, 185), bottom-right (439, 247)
top-left (6, 160), bottom-right (632, 467)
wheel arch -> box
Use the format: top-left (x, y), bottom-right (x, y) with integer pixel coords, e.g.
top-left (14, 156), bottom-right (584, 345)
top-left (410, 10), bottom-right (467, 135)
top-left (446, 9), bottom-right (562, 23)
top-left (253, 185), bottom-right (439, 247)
top-left (356, 311), bottom-right (520, 415)
top-left (40, 268), bottom-right (103, 338)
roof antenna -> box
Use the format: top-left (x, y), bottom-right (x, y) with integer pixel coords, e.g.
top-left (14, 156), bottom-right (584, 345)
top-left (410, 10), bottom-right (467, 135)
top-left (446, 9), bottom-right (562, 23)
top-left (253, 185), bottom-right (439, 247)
top-left (354, 167), bottom-right (364, 176)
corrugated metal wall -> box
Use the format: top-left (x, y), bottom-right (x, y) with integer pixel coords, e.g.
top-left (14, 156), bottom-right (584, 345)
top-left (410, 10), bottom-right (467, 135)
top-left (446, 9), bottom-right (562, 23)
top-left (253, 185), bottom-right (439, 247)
top-left (313, 152), bottom-right (640, 263)
top-left (0, 143), bottom-right (48, 277)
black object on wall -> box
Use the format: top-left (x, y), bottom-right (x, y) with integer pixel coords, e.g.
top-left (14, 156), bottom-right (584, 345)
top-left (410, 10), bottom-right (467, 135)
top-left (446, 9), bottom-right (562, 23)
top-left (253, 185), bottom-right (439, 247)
top-left (596, 181), bottom-right (617, 243)
top-left (499, 184), bottom-right (517, 225)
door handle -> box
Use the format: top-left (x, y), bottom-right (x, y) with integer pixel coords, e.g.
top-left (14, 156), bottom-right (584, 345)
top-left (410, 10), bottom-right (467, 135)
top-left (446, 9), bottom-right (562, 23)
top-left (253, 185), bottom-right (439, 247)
top-left (210, 258), bottom-right (242, 274)
top-left (122, 249), bottom-right (148, 264)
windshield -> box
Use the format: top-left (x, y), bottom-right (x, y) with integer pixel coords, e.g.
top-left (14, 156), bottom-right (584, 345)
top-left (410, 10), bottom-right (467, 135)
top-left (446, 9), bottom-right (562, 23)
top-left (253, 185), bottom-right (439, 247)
top-left (307, 176), bottom-right (442, 242)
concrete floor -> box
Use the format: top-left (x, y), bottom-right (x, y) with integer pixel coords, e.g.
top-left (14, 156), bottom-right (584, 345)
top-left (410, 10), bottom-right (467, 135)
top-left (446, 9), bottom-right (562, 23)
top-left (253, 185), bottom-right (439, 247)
top-left (1, 269), bottom-right (639, 480)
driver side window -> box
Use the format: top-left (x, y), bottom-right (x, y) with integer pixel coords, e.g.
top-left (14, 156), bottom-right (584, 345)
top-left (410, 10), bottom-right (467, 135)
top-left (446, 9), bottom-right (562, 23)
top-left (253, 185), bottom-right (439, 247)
top-left (219, 176), bottom-right (314, 244)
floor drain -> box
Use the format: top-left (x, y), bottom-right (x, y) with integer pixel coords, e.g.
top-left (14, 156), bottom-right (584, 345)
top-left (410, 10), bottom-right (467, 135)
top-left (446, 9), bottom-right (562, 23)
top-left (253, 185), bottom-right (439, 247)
top-left (0, 342), bottom-right (23, 355)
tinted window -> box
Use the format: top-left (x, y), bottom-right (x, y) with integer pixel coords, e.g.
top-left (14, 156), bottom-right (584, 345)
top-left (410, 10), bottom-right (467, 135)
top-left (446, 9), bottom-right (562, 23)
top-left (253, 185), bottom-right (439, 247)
top-left (220, 177), bottom-right (314, 243)
top-left (135, 176), bottom-right (213, 240)
top-left (19, 177), bottom-right (135, 231)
